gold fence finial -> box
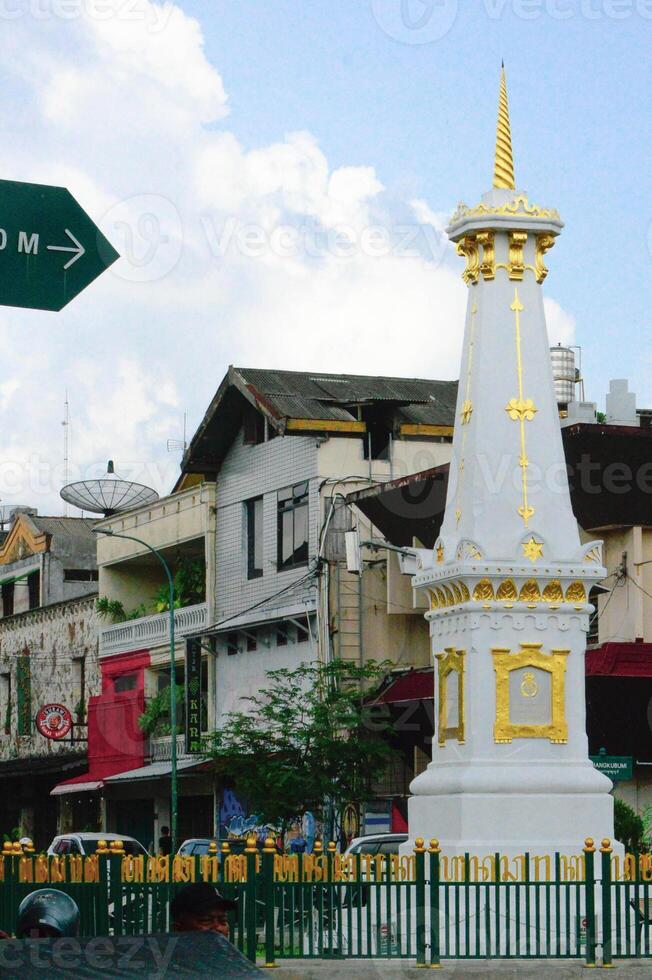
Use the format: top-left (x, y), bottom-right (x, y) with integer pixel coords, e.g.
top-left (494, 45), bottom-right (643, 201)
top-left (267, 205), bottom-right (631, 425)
top-left (493, 64), bottom-right (516, 191)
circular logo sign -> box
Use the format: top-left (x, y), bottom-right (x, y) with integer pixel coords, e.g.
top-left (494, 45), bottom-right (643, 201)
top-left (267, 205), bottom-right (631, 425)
top-left (36, 704), bottom-right (73, 740)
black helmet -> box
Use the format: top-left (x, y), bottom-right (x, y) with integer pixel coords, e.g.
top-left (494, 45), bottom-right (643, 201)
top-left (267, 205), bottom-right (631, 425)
top-left (16, 888), bottom-right (80, 938)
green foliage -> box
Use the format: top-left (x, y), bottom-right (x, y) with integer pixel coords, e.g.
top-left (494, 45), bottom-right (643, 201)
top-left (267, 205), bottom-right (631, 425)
top-left (3, 691), bottom-right (10, 735)
top-left (153, 558), bottom-right (205, 612)
top-left (74, 697), bottom-right (86, 722)
top-left (596, 411), bottom-right (607, 423)
top-left (2, 827), bottom-right (20, 845)
top-left (97, 559), bottom-right (205, 621)
top-left (205, 658), bottom-right (395, 834)
top-left (16, 656), bottom-right (31, 736)
top-left (138, 683), bottom-right (184, 738)
top-left (96, 597), bottom-right (127, 622)
top-left (614, 797), bottom-right (648, 853)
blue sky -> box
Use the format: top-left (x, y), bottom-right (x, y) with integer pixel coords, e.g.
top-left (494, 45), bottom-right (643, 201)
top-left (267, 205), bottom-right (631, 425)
top-left (190, 0), bottom-right (650, 400)
top-left (0, 0), bottom-right (649, 509)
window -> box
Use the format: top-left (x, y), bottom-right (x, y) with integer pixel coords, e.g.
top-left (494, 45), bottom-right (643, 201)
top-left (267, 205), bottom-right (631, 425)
top-left (276, 627), bottom-right (288, 647)
top-left (1, 582), bottom-right (14, 618)
top-left (114, 673), bottom-right (137, 693)
top-left (295, 620), bottom-right (310, 643)
top-left (246, 497), bottom-right (264, 579)
top-left (361, 406), bottom-right (392, 461)
top-left (226, 633), bottom-right (239, 656)
top-left (27, 571), bottom-right (39, 610)
top-left (277, 482), bottom-right (309, 570)
top-left (64, 569), bottom-right (99, 582)
top-left (243, 406), bottom-right (265, 445)
top-left (246, 632), bottom-right (257, 652)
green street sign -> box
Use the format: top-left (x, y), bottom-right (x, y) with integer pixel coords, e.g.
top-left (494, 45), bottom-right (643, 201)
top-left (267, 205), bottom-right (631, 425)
top-left (0, 179), bottom-right (119, 311)
top-left (590, 754), bottom-right (633, 782)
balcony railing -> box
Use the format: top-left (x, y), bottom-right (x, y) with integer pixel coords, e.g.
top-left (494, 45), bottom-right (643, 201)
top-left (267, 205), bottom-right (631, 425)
top-left (99, 602), bottom-right (209, 657)
top-left (150, 734), bottom-right (187, 763)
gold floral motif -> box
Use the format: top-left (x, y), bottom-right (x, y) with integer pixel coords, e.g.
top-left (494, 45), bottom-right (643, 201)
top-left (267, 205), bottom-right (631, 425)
top-left (565, 581), bottom-right (587, 603)
top-left (449, 194), bottom-right (561, 226)
top-left (507, 288), bottom-right (536, 528)
top-left (457, 540), bottom-right (482, 561)
top-left (522, 537), bottom-right (544, 562)
top-left (492, 642), bottom-right (569, 744)
top-left (506, 397), bottom-right (537, 422)
top-left (442, 585), bottom-right (455, 606)
top-left (451, 582), bottom-right (464, 605)
top-left (476, 229), bottom-right (495, 280)
top-left (460, 400), bottom-right (473, 425)
top-left (436, 587), bottom-right (447, 608)
top-left (436, 543), bottom-right (444, 564)
top-left (458, 581), bottom-right (471, 602)
top-left (429, 590), bottom-right (439, 610)
top-left (496, 579), bottom-right (518, 601)
top-left (456, 236), bottom-right (479, 285)
top-left (507, 230), bottom-right (527, 280)
top-left (542, 580), bottom-right (564, 603)
top-left (583, 544), bottom-right (602, 564)
top-left (519, 579), bottom-right (541, 602)
top-left (436, 647), bottom-right (465, 746)
top-left (535, 232), bottom-right (555, 283)
top-left (473, 578), bottom-right (494, 601)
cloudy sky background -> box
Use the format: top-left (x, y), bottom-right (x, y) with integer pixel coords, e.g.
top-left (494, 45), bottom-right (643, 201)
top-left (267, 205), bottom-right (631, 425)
top-left (0, 0), bottom-right (648, 511)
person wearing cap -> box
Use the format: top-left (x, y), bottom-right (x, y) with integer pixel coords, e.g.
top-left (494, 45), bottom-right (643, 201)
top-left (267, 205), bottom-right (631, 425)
top-left (170, 882), bottom-right (237, 938)
top-left (15, 888), bottom-right (80, 938)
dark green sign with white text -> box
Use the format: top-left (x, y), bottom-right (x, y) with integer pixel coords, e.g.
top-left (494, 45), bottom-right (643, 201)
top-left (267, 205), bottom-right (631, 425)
top-left (185, 637), bottom-right (203, 755)
top-left (590, 754), bottom-right (633, 782)
top-left (0, 179), bottom-right (119, 311)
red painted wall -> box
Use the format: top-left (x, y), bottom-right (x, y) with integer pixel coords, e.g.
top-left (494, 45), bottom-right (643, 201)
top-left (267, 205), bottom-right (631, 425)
top-left (86, 650), bottom-right (150, 779)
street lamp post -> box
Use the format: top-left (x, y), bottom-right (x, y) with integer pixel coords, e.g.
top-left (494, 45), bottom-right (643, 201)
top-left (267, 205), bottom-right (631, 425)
top-left (93, 528), bottom-right (178, 853)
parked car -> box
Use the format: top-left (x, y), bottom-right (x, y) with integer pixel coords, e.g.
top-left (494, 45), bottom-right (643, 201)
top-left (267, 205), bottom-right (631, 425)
top-left (344, 833), bottom-right (408, 857)
top-left (177, 837), bottom-right (281, 857)
top-left (47, 832), bottom-right (149, 857)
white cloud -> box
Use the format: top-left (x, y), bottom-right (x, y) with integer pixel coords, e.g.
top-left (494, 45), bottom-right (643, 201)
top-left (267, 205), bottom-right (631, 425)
top-left (0, 0), bottom-right (576, 513)
top-left (544, 298), bottom-right (576, 346)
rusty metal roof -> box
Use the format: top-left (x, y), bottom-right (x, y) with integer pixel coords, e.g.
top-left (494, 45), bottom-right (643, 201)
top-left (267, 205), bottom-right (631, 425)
top-left (181, 366), bottom-right (458, 477)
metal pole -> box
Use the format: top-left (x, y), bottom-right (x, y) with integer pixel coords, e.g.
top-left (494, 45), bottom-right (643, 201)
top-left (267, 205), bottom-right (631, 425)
top-left (92, 529), bottom-right (178, 853)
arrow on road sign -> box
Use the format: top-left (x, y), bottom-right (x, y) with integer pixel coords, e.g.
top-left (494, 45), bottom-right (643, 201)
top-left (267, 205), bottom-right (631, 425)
top-left (46, 229), bottom-right (85, 270)
top-left (0, 179), bottom-right (119, 311)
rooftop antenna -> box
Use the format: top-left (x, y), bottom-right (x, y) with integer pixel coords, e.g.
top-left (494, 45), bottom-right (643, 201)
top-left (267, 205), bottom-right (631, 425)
top-left (60, 459), bottom-right (159, 516)
top-left (166, 411), bottom-right (188, 454)
top-left (62, 391), bottom-right (70, 516)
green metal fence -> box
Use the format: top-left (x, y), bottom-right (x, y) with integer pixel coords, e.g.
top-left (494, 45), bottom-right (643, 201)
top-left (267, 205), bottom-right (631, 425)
top-left (1, 837), bottom-right (651, 966)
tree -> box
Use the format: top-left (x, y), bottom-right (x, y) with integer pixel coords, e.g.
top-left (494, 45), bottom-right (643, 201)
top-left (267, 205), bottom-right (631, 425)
top-left (614, 797), bottom-right (648, 853)
top-left (204, 658), bottom-right (395, 837)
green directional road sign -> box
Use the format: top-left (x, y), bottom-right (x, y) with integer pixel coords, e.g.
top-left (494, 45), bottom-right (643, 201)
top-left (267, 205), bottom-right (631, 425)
top-left (0, 179), bottom-right (119, 311)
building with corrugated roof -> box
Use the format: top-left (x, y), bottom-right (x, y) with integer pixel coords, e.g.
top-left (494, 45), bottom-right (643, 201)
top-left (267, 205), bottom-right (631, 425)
top-left (0, 511), bottom-right (100, 847)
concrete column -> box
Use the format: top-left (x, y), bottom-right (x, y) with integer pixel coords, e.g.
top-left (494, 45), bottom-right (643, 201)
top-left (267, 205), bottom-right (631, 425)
top-left (632, 525), bottom-right (644, 641)
top-left (14, 579), bottom-right (30, 614)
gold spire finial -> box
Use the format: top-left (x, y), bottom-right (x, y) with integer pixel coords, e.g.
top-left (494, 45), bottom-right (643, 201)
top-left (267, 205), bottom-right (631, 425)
top-left (493, 64), bottom-right (515, 190)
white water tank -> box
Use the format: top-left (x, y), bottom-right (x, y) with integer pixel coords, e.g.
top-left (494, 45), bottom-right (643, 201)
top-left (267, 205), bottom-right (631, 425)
top-left (550, 345), bottom-right (576, 406)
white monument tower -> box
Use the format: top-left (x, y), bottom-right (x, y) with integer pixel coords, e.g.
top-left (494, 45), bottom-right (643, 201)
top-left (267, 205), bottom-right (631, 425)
top-left (407, 68), bottom-right (617, 856)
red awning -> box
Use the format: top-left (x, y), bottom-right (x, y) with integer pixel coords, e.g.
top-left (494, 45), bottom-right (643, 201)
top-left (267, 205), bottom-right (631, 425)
top-left (374, 668), bottom-right (433, 704)
top-left (586, 643), bottom-right (652, 678)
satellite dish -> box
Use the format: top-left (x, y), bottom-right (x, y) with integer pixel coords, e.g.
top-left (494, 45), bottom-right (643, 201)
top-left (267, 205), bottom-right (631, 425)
top-left (60, 460), bottom-right (159, 516)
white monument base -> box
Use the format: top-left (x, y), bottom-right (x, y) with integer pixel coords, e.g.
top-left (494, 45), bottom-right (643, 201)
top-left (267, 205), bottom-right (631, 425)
top-left (405, 758), bottom-right (622, 857)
